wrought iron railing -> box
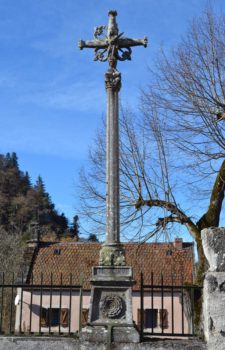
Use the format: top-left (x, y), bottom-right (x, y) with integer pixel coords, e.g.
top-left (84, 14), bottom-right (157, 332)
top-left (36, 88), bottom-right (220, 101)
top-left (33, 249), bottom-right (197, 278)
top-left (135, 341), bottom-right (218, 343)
top-left (0, 271), bottom-right (202, 340)
top-left (0, 272), bottom-right (83, 336)
top-left (139, 272), bottom-right (202, 341)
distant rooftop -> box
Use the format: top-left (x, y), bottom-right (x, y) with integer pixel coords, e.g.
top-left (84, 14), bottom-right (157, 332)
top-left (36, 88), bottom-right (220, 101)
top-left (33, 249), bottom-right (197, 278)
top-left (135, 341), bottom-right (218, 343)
top-left (27, 239), bottom-right (194, 290)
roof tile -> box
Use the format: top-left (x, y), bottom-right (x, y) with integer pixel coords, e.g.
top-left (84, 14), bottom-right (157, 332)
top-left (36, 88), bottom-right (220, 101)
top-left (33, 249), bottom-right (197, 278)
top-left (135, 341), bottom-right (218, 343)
top-left (29, 242), bottom-right (194, 290)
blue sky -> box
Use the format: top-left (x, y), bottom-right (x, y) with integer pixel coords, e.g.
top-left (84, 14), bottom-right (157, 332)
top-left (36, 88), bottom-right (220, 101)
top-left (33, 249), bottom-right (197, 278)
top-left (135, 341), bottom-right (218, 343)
top-left (1, 0), bottom-right (225, 230)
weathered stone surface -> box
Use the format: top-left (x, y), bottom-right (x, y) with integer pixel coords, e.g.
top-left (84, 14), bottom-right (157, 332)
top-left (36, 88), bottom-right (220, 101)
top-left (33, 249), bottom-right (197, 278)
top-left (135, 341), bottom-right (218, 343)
top-left (201, 228), bottom-right (225, 349)
top-left (80, 325), bottom-right (139, 343)
top-left (203, 272), bottom-right (225, 350)
top-left (88, 266), bottom-right (134, 334)
top-left (93, 266), bottom-right (132, 278)
top-left (80, 339), bottom-right (206, 349)
top-left (0, 337), bottom-right (206, 350)
top-left (0, 337), bottom-right (79, 350)
top-left (201, 227), bottom-right (225, 272)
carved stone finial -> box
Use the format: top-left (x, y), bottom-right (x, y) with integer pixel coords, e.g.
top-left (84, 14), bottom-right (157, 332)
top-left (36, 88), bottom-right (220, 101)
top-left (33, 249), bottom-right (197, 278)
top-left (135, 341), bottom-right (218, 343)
top-left (107, 10), bottom-right (119, 42)
top-left (78, 11), bottom-right (147, 68)
top-left (143, 36), bottom-right (148, 48)
top-left (94, 25), bottom-right (107, 40)
top-left (108, 10), bottom-right (117, 17)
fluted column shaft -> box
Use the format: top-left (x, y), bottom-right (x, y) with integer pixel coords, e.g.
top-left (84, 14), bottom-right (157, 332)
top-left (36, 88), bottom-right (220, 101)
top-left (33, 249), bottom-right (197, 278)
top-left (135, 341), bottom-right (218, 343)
top-left (105, 69), bottom-right (121, 245)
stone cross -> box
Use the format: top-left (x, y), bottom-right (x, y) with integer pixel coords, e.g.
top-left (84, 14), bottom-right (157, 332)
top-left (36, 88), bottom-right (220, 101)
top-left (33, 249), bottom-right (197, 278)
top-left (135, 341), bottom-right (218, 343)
top-left (79, 10), bottom-right (147, 266)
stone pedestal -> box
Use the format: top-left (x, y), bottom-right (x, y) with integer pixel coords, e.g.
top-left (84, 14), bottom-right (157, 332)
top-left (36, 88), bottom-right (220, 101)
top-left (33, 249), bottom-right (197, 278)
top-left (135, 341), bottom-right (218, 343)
top-left (80, 266), bottom-right (139, 343)
top-left (202, 228), bottom-right (225, 350)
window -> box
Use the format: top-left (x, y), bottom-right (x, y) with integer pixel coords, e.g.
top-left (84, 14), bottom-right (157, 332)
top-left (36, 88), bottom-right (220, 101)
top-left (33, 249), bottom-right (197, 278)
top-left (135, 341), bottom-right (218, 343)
top-left (40, 308), bottom-right (69, 327)
top-left (53, 248), bottom-right (61, 255)
top-left (137, 309), bottom-right (157, 329)
top-left (50, 309), bottom-right (60, 326)
top-left (137, 308), bottom-right (168, 330)
top-left (145, 309), bottom-right (158, 328)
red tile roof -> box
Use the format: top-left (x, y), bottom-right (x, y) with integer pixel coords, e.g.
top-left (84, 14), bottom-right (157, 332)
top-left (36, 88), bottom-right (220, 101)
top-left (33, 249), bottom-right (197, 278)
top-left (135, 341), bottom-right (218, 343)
top-left (29, 241), bottom-right (194, 290)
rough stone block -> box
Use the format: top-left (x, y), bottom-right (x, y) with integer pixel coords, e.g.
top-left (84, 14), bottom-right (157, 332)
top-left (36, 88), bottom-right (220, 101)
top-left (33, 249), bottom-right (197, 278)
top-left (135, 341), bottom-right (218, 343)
top-left (203, 271), bottom-right (225, 349)
top-left (80, 325), bottom-right (140, 343)
top-left (201, 227), bottom-right (225, 272)
top-left (0, 337), bottom-right (207, 350)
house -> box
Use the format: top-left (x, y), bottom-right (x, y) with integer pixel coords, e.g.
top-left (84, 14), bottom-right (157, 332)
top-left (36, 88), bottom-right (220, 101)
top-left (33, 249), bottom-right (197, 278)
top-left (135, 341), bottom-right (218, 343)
top-left (15, 238), bottom-right (194, 335)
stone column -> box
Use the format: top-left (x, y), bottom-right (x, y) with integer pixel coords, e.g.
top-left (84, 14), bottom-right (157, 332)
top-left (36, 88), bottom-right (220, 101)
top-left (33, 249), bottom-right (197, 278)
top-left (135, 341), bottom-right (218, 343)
top-left (202, 227), bottom-right (225, 350)
top-left (105, 69), bottom-right (121, 245)
top-left (79, 11), bottom-right (146, 343)
top-left (99, 69), bottom-right (125, 267)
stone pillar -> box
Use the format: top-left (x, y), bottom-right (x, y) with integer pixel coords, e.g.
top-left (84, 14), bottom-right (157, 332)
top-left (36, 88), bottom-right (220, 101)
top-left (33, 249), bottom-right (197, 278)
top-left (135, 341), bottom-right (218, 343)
top-left (202, 227), bottom-right (225, 350)
top-left (99, 69), bottom-right (125, 267)
top-left (80, 72), bottom-right (138, 344)
top-left (79, 11), bottom-right (147, 343)
top-left (105, 69), bottom-right (120, 245)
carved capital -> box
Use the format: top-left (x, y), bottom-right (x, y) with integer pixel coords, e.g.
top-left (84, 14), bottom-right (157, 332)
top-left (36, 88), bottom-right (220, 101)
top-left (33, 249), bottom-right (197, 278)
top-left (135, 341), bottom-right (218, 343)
top-left (105, 69), bottom-right (121, 91)
top-left (99, 245), bottom-right (126, 266)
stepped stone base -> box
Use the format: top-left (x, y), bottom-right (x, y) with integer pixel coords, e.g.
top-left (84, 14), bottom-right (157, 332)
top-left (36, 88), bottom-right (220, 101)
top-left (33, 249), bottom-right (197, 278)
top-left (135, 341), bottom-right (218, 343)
top-left (82, 265), bottom-right (139, 343)
top-left (80, 325), bottom-right (140, 343)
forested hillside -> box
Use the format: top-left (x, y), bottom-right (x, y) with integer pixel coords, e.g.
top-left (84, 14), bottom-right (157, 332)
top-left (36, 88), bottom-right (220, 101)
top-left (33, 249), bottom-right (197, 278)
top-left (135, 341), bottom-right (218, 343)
top-left (0, 152), bottom-right (73, 240)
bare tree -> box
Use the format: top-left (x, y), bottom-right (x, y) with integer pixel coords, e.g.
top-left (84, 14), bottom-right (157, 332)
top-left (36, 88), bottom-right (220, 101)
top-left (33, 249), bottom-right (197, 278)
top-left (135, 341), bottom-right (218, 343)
top-left (142, 7), bottom-right (225, 161)
top-left (0, 227), bottom-right (25, 275)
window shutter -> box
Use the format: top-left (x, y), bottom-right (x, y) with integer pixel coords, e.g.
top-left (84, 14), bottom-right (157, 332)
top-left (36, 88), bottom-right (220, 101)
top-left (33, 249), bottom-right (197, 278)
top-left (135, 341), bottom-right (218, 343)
top-left (137, 309), bottom-right (141, 329)
top-left (40, 308), bottom-right (49, 327)
top-left (159, 309), bottom-right (168, 329)
top-left (60, 308), bottom-right (69, 327)
top-left (137, 308), bottom-right (147, 329)
top-left (82, 309), bottom-right (88, 326)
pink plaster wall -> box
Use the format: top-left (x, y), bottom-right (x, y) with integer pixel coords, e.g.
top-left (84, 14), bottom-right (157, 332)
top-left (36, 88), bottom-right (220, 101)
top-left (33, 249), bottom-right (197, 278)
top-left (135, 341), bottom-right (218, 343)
top-left (15, 290), bottom-right (190, 334)
top-left (15, 290), bottom-right (90, 333)
top-left (132, 291), bottom-right (191, 334)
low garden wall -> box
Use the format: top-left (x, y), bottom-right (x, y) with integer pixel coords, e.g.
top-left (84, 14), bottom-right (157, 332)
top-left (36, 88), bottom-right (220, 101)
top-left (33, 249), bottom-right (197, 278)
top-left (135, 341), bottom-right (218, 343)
top-left (0, 337), bottom-right (206, 350)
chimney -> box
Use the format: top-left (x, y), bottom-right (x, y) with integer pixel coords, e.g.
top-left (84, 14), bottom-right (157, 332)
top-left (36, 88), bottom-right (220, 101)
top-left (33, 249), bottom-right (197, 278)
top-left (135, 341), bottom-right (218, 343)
top-left (27, 222), bottom-right (40, 248)
top-left (173, 237), bottom-right (183, 250)
top-left (18, 224), bottom-right (40, 284)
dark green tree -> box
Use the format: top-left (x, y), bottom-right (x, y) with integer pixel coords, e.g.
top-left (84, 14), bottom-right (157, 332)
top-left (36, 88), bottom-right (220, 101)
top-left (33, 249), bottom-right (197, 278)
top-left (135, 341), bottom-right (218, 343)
top-left (88, 233), bottom-right (99, 242)
top-left (0, 153), bottom-right (69, 238)
top-left (69, 215), bottom-right (79, 238)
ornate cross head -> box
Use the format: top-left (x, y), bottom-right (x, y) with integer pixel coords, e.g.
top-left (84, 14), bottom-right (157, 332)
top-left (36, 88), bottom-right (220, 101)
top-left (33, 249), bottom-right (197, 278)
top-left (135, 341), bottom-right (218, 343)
top-left (78, 10), bottom-right (147, 70)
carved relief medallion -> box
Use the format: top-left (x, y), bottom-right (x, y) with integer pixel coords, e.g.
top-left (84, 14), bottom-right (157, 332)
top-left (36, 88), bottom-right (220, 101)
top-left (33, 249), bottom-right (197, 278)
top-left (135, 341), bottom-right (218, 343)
top-left (100, 294), bottom-right (125, 319)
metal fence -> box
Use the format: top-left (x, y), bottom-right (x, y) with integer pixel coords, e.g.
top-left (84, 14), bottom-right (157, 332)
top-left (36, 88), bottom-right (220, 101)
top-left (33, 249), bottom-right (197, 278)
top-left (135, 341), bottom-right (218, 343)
top-left (139, 272), bottom-right (202, 341)
top-left (0, 272), bottom-right (83, 336)
top-left (0, 271), bottom-right (202, 340)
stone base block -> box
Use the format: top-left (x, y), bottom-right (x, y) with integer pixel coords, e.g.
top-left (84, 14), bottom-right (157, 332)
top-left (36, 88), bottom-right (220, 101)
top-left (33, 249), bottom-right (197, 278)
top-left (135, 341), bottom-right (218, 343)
top-left (203, 271), bottom-right (225, 350)
top-left (88, 266), bottom-right (134, 325)
top-left (80, 325), bottom-right (140, 343)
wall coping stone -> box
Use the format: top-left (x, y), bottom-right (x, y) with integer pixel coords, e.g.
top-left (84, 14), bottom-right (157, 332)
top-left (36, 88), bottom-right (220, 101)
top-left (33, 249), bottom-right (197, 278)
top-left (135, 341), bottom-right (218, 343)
top-left (0, 336), bottom-right (206, 350)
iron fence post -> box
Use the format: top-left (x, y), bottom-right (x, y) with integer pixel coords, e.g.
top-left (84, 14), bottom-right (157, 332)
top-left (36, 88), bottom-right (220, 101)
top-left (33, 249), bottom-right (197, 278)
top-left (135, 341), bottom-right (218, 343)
top-left (140, 272), bottom-right (144, 342)
top-left (79, 274), bottom-right (84, 334)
